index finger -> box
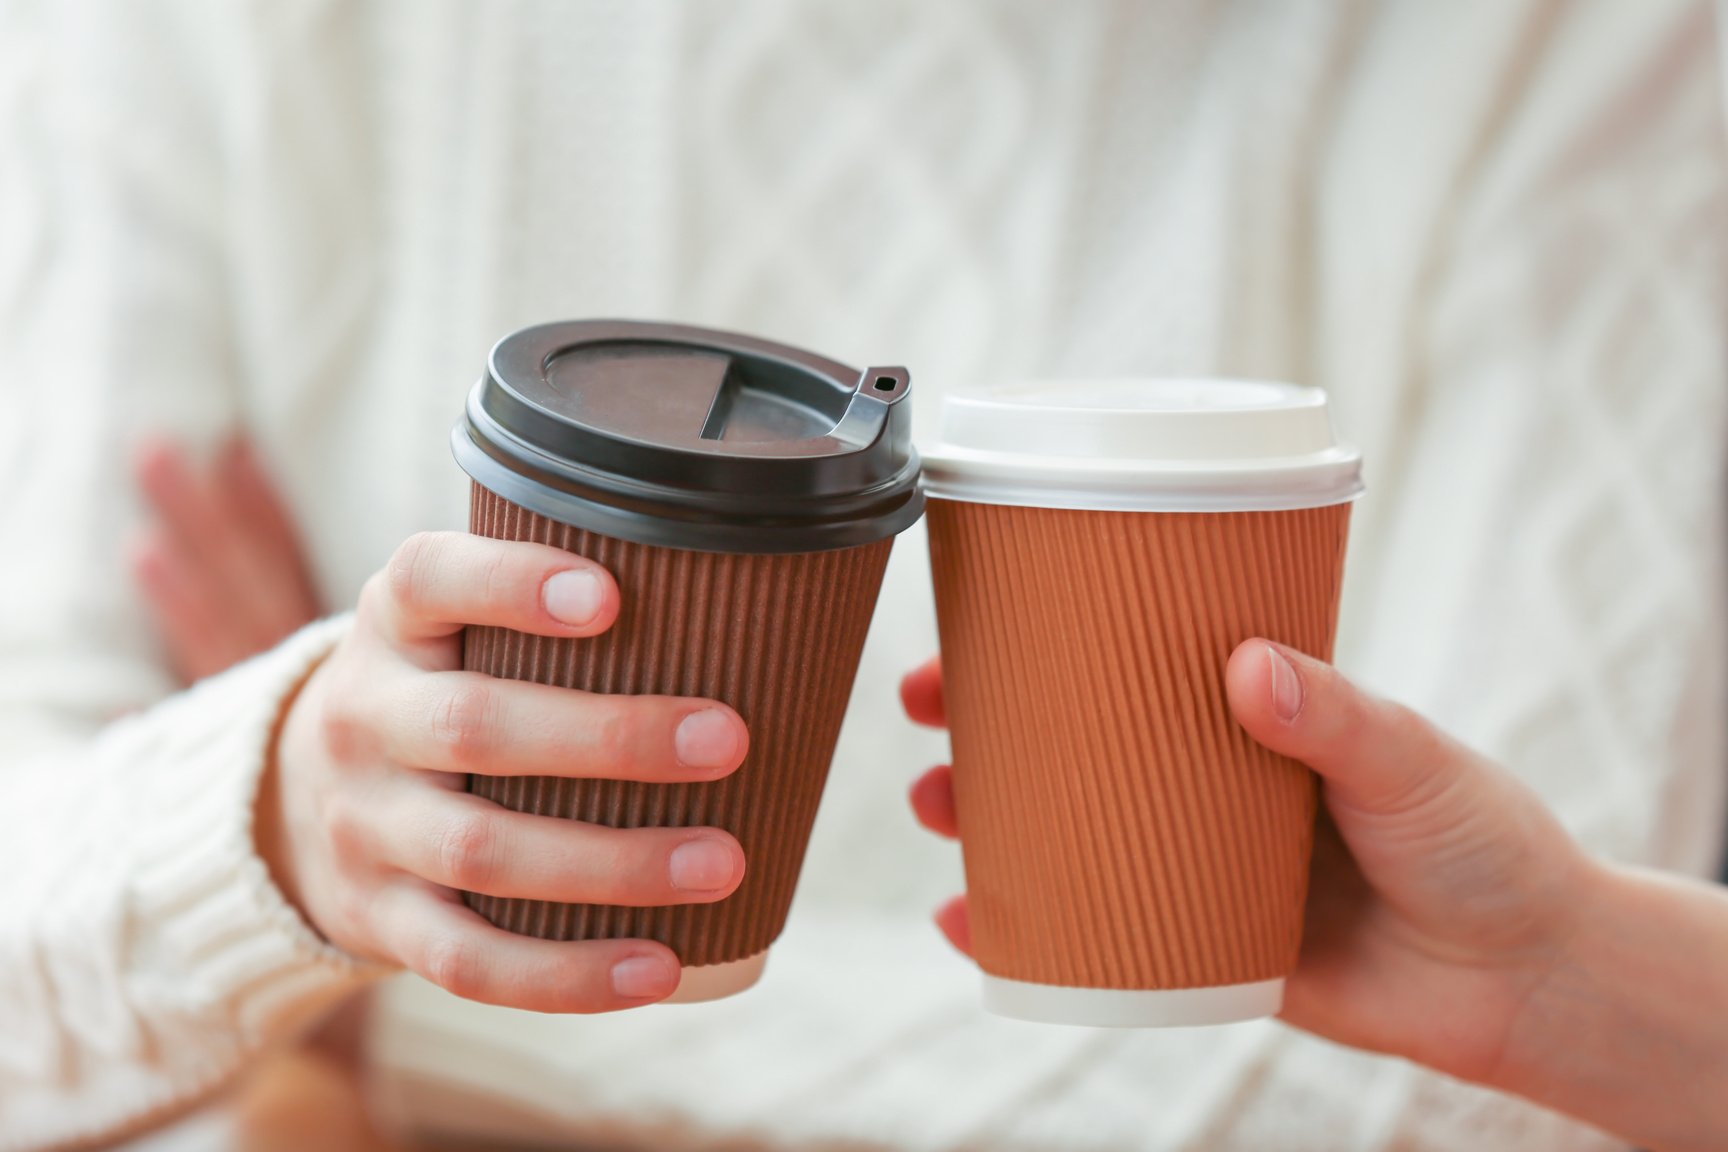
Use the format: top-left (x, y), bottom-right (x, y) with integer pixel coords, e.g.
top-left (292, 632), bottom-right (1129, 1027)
top-left (363, 531), bottom-right (621, 647)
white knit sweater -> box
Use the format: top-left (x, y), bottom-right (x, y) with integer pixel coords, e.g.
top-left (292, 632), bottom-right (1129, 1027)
top-left (1, 2), bottom-right (1724, 1149)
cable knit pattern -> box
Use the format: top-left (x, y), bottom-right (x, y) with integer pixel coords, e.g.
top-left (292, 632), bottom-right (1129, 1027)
top-left (0, 616), bottom-right (370, 1151)
top-left (1, 1), bottom-right (1724, 1149)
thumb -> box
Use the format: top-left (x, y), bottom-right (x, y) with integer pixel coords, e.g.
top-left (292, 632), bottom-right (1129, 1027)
top-left (1225, 640), bottom-right (1473, 819)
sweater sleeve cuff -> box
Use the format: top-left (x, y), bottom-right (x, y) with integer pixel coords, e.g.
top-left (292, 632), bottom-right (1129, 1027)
top-left (125, 613), bottom-right (387, 1047)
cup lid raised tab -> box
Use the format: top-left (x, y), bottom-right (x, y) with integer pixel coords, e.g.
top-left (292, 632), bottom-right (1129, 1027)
top-left (919, 378), bottom-right (1363, 513)
top-left (453, 320), bottom-right (924, 553)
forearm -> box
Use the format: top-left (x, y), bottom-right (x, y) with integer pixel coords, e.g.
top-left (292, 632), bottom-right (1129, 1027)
top-left (0, 618), bottom-right (371, 1151)
top-left (1495, 860), bottom-right (1728, 1151)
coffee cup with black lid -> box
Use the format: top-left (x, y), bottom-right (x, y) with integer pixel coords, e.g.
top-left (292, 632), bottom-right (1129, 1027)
top-left (452, 319), bottom-right (923, 1002)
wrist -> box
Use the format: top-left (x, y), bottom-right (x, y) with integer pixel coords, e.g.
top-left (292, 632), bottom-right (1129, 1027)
top-left (1488, 858), bottom-right (1728, 1151)
top-left (1480, 851), bottom-right (1607, 1096)
top-left (256, 653), bottom-right (330, 932)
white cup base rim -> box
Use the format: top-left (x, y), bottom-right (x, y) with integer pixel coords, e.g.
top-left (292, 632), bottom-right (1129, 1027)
top-left (662, 951), bottom-right (769, 1004)
top-left (981, 974), bottom-right (1284, 1028)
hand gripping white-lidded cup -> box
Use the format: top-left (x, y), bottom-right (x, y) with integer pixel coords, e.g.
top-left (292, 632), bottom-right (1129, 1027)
top-left (920, 379), bottom-right (1362, 1027)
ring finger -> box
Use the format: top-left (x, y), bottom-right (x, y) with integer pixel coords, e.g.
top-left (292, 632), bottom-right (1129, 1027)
top-left (374, 783), bottom-right (746, 906)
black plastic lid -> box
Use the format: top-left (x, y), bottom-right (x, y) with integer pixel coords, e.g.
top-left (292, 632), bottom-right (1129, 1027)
top-left (452, 319), bottom-right (925, 553)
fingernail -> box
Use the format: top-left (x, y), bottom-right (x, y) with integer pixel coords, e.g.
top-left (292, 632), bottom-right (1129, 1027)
top-left (543, 569), bottom-right (604, 626)
top-left (669, 837), bottom-right (739, 892)
top-left (611, 955), bottom-right (677, 1000)
top-left (1267, 645), bottom-right (1304, 722)
top-left (675, 709), bottom-right (741, 771)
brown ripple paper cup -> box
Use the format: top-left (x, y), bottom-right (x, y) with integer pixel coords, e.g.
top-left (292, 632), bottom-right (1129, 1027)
top-left (450, 321), bottom-right (922, 1002)
top-left (920, 380), bottom-right (1361, 1027)
top-left (463, 487), bottom-right (891, 996)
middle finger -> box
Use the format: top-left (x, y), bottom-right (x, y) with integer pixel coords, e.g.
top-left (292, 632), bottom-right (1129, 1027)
top-left (387, 671), bottom-right (750, 782)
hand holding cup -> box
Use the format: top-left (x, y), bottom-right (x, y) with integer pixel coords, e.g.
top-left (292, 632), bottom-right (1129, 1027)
top-left (904, 645), bottom-right (1590, 1076)
top-left (261, 531), bottom-right (750, 1012)
top-left (447, 321), bottom-right (921, 1001)
top-left (917, 379), bottom-right (1362, 1027)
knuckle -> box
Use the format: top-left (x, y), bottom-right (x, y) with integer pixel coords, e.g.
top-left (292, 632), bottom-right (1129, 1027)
top-left (477, 547), bottom-right (517, 608)
top-left (588, 704), bottom-right (643, 771)
top-left (385, 532), bottom-right (442, 612)
top-left (1385, 699), bottom-right (1460, 776)
top-left (421, 935), bottom-right (482, 1000)
top-left (1328, 682), bottom-right (1372, 744)
top-left (432, 681), bottom-right (497, 766)
top-left (323, 796), bottom-right (372, 872)
top-left (318, 686), bottom-right (368, 763)
top-left (437, 808), bottom-right (500, 892)
top-left (1374, 698), bottom-right (1421, 739)
top-left (356, 572), bottom-right (390, 628)
top-left (575, 829), bottom-right (637, 901)
top-left (1310, 661), bottom-right (1371, 739)
top-left (328, 884), bottom-right (373, 944)
top-left (1355, 694), bottom-right (1423, 763)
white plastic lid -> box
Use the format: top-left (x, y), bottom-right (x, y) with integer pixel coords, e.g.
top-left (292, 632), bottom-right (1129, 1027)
top-left (918, 379), bottom-right (1363, 512)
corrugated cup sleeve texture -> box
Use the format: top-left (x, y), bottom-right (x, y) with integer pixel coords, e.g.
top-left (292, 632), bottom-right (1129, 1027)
top-left (928, 499), bottom-right (1350, 990)
top-left (463, 484), bottom-right (892, 967)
